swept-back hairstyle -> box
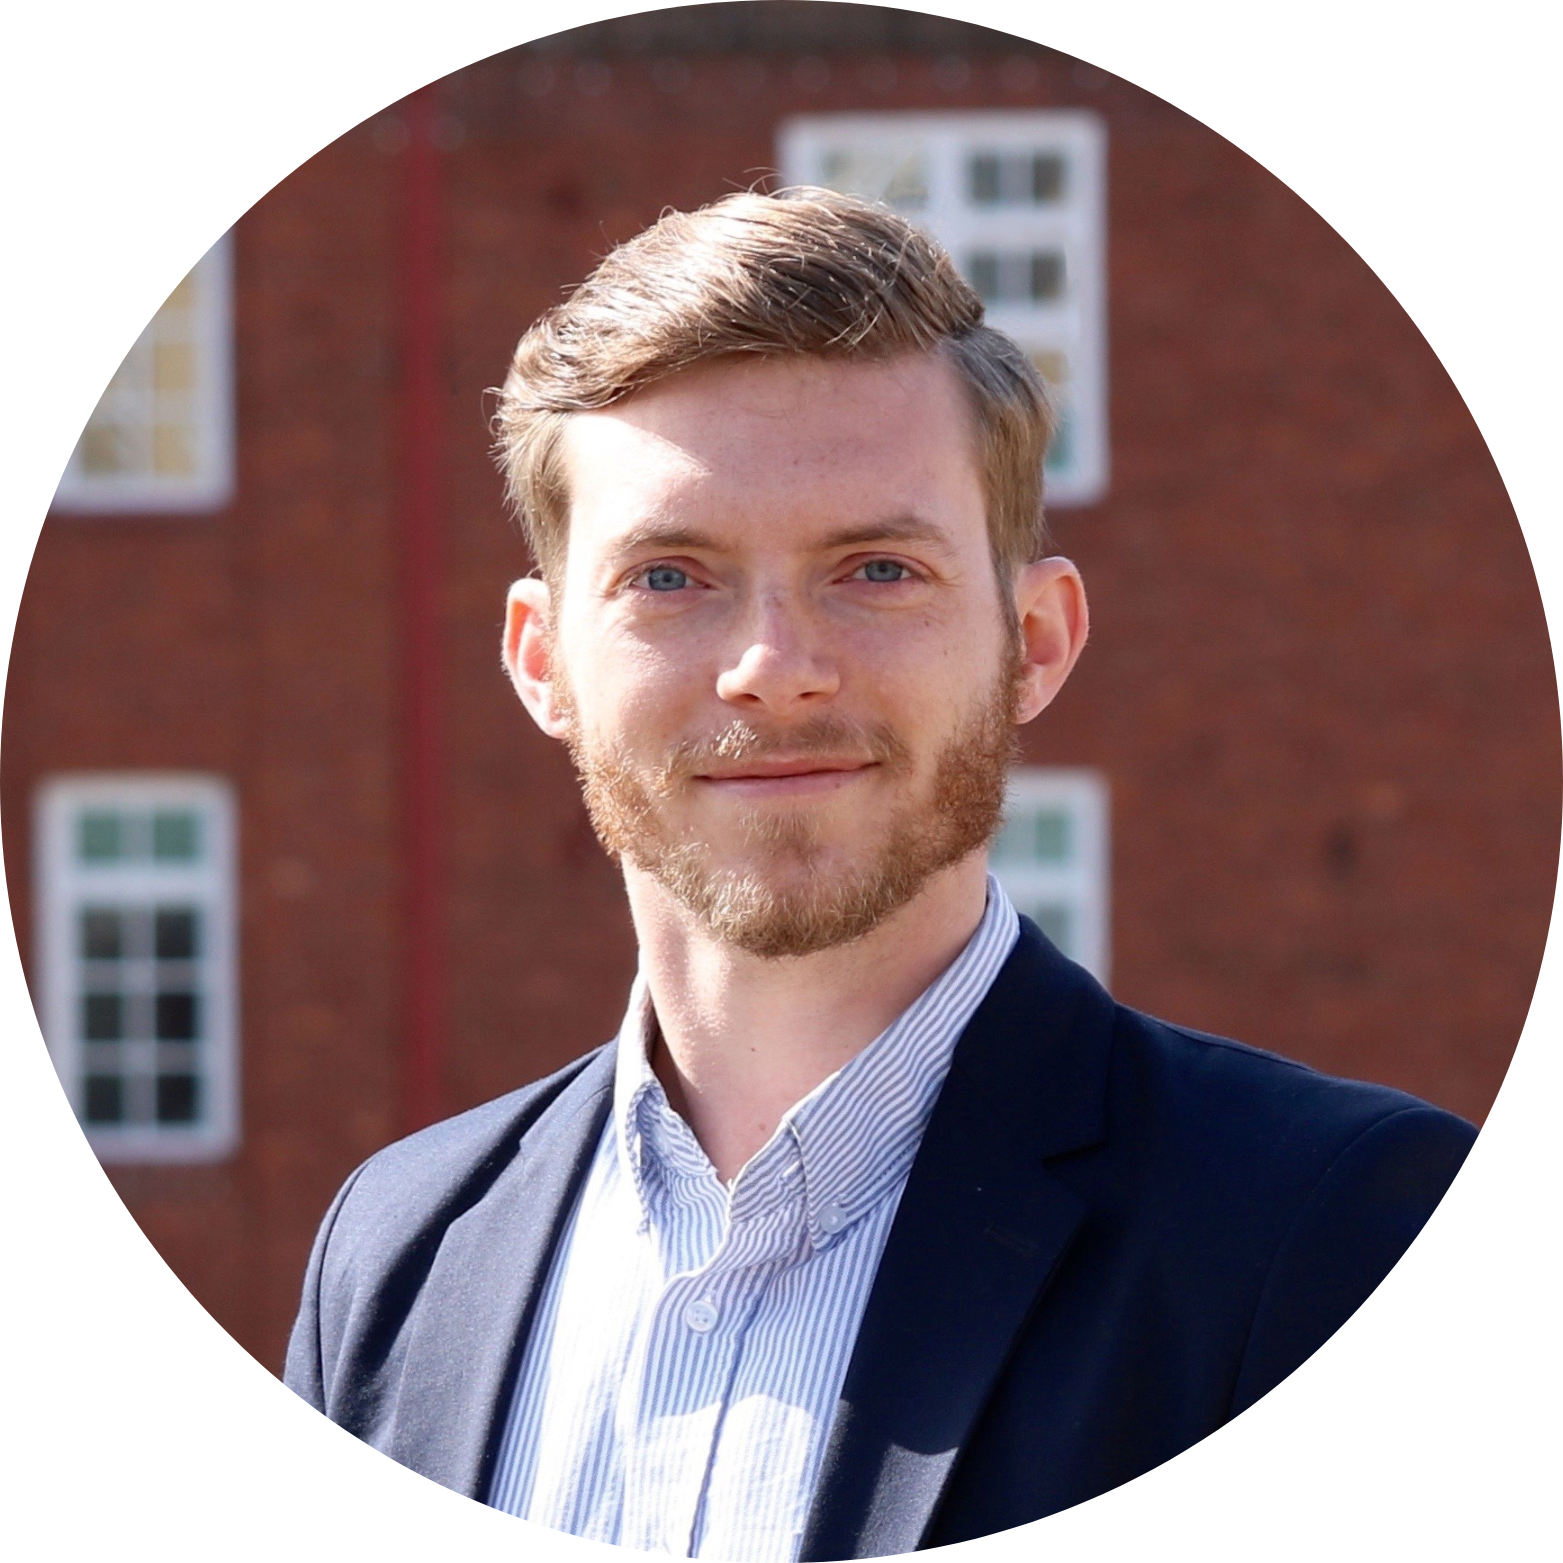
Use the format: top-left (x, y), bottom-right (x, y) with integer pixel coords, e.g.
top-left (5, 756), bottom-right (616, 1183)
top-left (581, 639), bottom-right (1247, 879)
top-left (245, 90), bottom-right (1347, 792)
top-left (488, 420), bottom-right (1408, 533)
top-left (494, 187), bottom-right (1057, 586)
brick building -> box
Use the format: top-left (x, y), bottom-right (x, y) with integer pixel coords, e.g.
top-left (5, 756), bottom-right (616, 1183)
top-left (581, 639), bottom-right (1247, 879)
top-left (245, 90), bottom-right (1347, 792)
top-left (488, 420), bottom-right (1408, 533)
top-left (4, 4), bottom-right (1555, 1376)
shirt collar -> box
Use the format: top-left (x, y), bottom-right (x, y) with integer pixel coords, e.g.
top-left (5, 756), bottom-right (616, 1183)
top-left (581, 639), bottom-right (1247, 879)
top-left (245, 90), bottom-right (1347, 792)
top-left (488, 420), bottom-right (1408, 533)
top-left (611, 875), bottom-right (1021, 1245)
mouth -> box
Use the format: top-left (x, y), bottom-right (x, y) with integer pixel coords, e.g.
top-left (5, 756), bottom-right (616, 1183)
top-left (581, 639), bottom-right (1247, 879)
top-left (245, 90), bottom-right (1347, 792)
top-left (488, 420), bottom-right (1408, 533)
top-left (693, 757), bottom-right (878, 798)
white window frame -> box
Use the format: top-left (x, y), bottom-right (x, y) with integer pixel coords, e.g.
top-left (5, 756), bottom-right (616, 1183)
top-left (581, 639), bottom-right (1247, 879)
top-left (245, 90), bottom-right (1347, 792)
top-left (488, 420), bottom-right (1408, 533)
top-left (992, 767), bottom-right (1110, 982)
top-left (778, 111), bottom-right (1108, 506)
top-left (52, 235), bottom-right (235, 514)
top-left (34, 774), bottom-right (240, 1163)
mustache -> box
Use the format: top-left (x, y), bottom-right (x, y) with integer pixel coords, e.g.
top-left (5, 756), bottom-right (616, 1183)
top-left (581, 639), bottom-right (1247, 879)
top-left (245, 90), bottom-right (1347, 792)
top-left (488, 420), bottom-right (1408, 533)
top-left (657, 715), bottom-right (911, 785)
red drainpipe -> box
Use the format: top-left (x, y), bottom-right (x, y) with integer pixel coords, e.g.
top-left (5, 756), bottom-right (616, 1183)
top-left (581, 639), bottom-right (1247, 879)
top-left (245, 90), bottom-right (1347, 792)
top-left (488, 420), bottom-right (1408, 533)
top-left (398, 83), bottom-right (445, 1133)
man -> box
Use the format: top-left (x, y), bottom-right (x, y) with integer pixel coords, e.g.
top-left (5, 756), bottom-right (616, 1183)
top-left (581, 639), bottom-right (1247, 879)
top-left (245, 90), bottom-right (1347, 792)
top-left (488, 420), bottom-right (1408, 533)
top-left (285, 190), bottom-right (1475, 1559)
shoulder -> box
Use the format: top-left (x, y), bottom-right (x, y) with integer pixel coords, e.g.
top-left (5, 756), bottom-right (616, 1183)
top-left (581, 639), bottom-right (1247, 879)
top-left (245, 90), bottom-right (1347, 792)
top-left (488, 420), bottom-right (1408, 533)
top-left (1108, 1004), bottom-right (1476, 1183)
top-left (987, 924), bottom-right (1475, 1334)
top-left (285, 1044), bottom-right (615, 1421)
top-left (1094, 1003), bottom-right (1476, 1407)
top-left (985, 919), bottom-right (1475, 1188)
top-left (319, 1044), bottom-right (614, 1272)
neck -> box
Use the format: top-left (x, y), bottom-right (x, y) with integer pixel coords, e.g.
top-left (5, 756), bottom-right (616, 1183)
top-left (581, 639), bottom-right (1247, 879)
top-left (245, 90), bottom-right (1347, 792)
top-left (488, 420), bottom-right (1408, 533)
top-left (623, 855), bottom-right (991, 1181)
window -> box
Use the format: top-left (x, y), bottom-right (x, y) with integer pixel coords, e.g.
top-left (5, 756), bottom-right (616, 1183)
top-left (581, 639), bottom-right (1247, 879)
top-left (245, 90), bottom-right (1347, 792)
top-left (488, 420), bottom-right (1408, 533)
top-left (52, 236), bottom-right (235, 513)
top-left (777, 112), bottom-right (1108, 506)
top-left (34, 776), bottom-right (239, 1162)
top-left (991, 768), bottom-right (1110, 981)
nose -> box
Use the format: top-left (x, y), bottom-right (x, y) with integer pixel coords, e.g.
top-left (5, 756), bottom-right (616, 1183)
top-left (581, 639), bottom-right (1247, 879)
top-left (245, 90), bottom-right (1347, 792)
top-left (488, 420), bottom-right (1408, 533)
top-left (714, 593), bottom-right (840, 714)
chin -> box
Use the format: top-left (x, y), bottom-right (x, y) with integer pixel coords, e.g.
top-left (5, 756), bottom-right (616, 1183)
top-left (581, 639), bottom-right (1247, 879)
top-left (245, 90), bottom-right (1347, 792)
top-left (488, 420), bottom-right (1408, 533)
top-left (638, 830), bottom-right (940, 960)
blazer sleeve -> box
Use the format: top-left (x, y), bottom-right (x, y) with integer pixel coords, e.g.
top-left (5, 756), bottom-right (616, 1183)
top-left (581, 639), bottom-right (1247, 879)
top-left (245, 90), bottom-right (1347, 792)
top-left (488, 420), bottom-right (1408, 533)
top-left (1230, 1103), bottom-right (1477, 1415)
top-left (282, 1159), bottom-right (370, 1411)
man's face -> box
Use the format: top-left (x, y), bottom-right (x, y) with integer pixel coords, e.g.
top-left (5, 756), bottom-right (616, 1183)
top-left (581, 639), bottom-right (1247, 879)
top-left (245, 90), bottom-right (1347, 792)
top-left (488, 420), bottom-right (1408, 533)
top-left (512, 352), bottom-right (1047, 958)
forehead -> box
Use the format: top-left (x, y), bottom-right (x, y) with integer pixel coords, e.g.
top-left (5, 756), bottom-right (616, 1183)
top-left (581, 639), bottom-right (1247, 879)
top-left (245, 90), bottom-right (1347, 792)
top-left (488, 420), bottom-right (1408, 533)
top-left (556, 352), bottom-right (984, 553)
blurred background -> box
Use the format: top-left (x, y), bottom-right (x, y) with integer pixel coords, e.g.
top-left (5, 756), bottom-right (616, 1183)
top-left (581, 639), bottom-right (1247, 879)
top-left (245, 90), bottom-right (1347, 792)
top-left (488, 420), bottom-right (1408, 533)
top-left (3, 3), bottom-right (1556, 1376)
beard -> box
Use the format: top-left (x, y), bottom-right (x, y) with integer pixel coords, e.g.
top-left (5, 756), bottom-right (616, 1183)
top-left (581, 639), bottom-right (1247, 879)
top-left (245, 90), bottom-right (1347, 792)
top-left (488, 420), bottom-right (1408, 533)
top-left (559, 650), bottom-right (1022, 960)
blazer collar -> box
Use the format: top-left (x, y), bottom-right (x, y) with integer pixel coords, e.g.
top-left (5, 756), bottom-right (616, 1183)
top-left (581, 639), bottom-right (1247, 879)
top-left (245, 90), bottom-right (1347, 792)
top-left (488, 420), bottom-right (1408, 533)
top-left (801, 919), bottom-right (1115, 1560)
top-left (383, 1047), bottom-right (616, 1499)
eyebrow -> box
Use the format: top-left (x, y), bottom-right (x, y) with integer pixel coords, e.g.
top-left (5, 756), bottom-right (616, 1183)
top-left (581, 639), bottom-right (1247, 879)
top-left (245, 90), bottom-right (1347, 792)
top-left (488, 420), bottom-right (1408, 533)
top-left (609, 524), bottom-right (721, 557)
top-left (608, 516), bottom-right (955, 559)
top-left (817, 518), bottom-right (953, 551)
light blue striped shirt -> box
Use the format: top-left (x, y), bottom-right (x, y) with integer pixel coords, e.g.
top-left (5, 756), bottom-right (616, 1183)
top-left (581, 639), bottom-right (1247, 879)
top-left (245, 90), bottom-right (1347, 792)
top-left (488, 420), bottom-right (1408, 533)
top-left (487, 878), bottom-right (1021, 1560)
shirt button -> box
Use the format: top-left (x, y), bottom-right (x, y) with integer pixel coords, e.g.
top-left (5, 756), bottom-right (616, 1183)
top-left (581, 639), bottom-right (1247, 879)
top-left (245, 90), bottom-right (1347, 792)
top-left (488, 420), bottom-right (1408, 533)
top-left (818, 1202), bottom-right (848, 1235)
top-left (684, 1299), bottom-right (718, 1333)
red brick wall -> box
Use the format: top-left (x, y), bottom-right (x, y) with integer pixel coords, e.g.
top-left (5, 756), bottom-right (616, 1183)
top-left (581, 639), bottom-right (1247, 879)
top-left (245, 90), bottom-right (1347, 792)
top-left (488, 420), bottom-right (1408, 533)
top-left (4, 11), bottom-right (1555, 1372)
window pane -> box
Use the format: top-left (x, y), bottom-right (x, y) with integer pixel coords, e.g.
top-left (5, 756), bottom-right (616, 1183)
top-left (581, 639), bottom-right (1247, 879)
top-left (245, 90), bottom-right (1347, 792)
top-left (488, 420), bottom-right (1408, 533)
top-left (990, 814), bottom-right (1030, 863)
top-left (152, 424), bottom-right (197, 476)
top-left (969, 251), bottom-right (1000, 303)
top-left (1031, 152), bottom-right (1065, 202)
top-left (83, 1075), bottom-right (125, 1124)
top-left (156, 1074), bottom-right (200, 1124)
top-left (1030, 251), bottom-right (1066, 302)
top-left (968, 150), bottom-right (1066, 206)
top-left (993, 808), bottom-right (1072, 864)
top-left (79, 423), bottom-right (134, 475)
top-left (1032, 810), bottom-right (1071, 862)
top-left (78, 812), bottom-right (123, 862)
top-left (154, 907), bottom-right (198, 960)
top-left (152, 810), bottom-right (199, 860)
top-left (152, 340), bottom-right (195, 392)
top-left (970, 152), bottom-right (1002, 203)
top-left (82, 993), bottom-right (124, 1042)
top-left (820, 146), bottom-right (928, 209)
top-left (80, 908), bottom-right (123, 960)
top-left (1030, 348), bottom-right (1069, 387)
top-left (155, 991), bottom-right (199, 1041)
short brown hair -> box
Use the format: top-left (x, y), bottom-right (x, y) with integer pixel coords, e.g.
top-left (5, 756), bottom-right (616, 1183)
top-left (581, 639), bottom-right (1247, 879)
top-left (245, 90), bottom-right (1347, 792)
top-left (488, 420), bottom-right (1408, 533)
top-left (494, 187), bottom-right (1057, 586)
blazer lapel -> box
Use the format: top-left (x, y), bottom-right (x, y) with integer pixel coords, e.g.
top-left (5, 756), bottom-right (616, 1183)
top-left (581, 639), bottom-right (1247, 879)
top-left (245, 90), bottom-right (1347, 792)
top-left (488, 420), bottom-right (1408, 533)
top-left (385, 1049), bottom-right (615, 1499)
top-left (801, 922), bottom-right (1115, 1561)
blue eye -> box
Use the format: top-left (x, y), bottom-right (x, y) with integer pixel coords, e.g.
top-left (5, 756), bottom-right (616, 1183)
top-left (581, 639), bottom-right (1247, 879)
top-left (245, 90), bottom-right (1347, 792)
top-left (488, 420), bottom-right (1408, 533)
top-left (859, 559), bottom-right (908, 583)
top-left (643, 565), bottom-right (690, 592)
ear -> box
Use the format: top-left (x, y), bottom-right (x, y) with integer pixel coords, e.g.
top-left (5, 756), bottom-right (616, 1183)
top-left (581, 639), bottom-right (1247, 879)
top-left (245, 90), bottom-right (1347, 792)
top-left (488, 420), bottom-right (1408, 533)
top-left (1010, 558), bottom-right (1089, 725)
top-left (502, 577), bottom-right (572, 741)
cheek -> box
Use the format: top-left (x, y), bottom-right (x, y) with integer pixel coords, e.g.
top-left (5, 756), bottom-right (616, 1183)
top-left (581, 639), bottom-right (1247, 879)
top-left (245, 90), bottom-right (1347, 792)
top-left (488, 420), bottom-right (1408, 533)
top-left (557, 626), bottom-right (705, 745)
top-left (844, 606), bottom-right (1005, 706)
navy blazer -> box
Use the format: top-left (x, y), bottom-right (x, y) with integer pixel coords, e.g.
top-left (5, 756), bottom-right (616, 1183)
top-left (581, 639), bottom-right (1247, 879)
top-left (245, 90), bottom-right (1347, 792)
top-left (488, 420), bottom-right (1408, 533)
top-left (285, 920), bottom-right (1475, 1557)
